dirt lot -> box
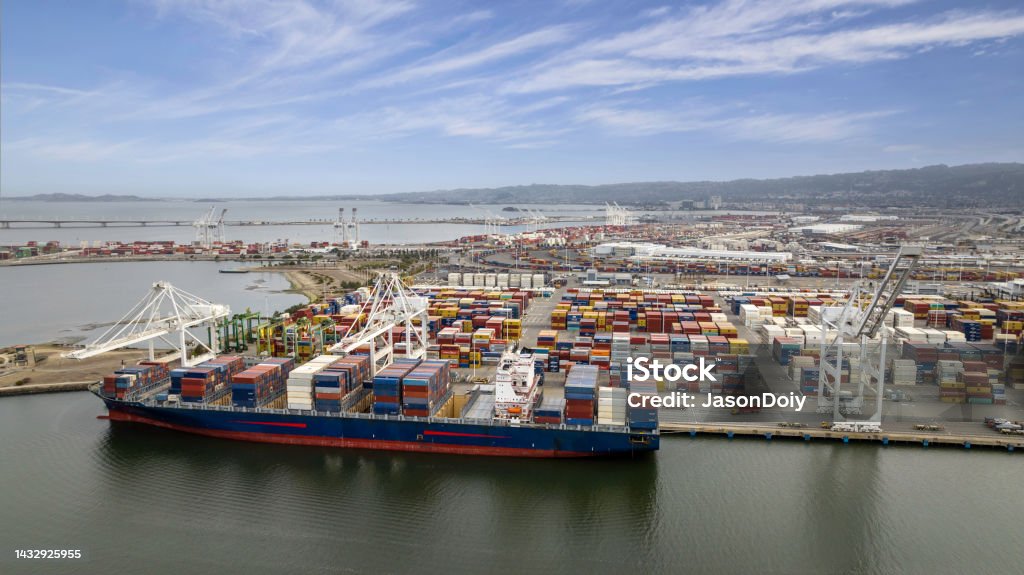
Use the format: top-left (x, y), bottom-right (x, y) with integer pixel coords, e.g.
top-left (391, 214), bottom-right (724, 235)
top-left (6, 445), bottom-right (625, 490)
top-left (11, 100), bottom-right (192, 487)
top-left (0, 344), bottom-right (176, 389)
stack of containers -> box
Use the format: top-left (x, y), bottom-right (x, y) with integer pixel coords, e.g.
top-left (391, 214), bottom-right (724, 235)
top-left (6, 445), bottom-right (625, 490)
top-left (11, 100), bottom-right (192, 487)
top-left (597, 386), bottom-right (627, 426)
top-left (650, 334), bottom-right (671, 361)
top-left (627, 379), bottom-right (658, 430)
top-left (788, 355), bottom-right (816, 381)
top-left (762, 325), bottom-right (786, 345)
top-left (961, 319), bottom-right (982, 342)
top-left (564, 365), bottom-right (599, 425)
top-left (707, 336), bottom-right (730, 356)
top-left (286, 355), bottom-right (340, 410)
top-left (962, 361), bottom-right (991, 404)
top-left (536, 330), bottom-right (558, 350)
top-left (891, 359), bottom-right (919, 386)
top-left (730, 338), bottom-right (749, 354)
top-left (992, 378), bottom-right (1006, 405)
top-left (201, 356), bottom-right (246, 381)
top-left (103, 363), bottom-right (169, 400)
top-left (550, 309), bottom-right (567, 330)
top-left (400, 359), bottom-right (451, 417)
top-left (1009, 357), bottom-right (1024, 391)
top-left (533, 398), bottom-right (564, 424)
top-left (891, 308), bottom-right (915, 328)
top-left (178, 365), bottom-right (227, 404)
top-left (231, 363), bottom-right (279, 408)
top-left (772, 337), bottom-right (801, 366)
top-left (610, 332), bottom-right (630, 386)
top-left (372, 358), bottom-right (421, 415)
top-left (689, 335), bottom-right (709, 358)
top-left (739, 303), bottom-right (762, 327)
top-left (798, 366), bottom-right (820, 396)
top-left (789, 297), bottom-right (809, 318)
top-left (311, 363), bottom-right (348, 412)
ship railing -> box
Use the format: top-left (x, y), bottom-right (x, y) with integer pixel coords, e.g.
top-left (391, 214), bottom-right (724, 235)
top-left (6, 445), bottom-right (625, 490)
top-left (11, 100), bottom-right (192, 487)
top-left (169, 401), bottom-right (637, 433)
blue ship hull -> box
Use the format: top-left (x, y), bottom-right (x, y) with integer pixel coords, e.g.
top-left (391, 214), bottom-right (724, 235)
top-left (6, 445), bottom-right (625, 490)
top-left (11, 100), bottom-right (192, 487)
top-left (97, 393), bottom-right (658, 458)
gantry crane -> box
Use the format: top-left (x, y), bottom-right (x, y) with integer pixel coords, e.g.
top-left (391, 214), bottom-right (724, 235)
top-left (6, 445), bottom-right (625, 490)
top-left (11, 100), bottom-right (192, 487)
top-left (63, 282), bottom-right (230, 367)
top-left (327, 272), bottom-right (429, 378)
top-left (214, 208), bottom-right (228, 244)
top-left (192, 206), bottom-right (217, 247)
top-left (817, 245), bottom-right (923, 421)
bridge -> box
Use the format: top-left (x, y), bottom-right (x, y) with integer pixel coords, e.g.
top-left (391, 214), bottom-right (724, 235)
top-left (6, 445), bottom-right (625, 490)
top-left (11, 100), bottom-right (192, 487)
top-left (0, 216), bottom-right (596, 229)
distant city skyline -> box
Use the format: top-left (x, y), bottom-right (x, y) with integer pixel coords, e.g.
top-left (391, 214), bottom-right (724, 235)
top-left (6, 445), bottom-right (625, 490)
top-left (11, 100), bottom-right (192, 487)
top-left (2, 0), bottom-right (1023, 197)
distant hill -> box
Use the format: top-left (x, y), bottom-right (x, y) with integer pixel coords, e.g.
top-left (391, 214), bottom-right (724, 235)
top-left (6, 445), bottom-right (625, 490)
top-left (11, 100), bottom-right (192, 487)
top-left (5, 193), bottom-right (157, 202)
top-left (5, 163), bottom-right (1022, 208)
top-left (380, 163), bottom-right (1024, 208)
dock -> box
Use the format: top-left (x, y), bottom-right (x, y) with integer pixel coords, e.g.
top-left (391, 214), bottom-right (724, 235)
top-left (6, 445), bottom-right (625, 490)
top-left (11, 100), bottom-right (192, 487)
top-left (659, 421), bottom-right (1023, 452)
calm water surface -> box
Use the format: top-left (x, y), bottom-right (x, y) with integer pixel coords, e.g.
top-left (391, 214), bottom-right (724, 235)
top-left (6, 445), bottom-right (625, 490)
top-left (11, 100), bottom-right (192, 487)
top-left (0, 261), bottom-right (305, 347)
top-left (0, 392), bottom-right (1019, 575)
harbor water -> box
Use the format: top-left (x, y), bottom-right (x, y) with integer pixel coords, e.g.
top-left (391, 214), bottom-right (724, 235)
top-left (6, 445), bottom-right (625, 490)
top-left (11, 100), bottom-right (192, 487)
top-left (0, 392), bottom-right (1019, 575)
top-left (0, 261), bottom-right (305, 347)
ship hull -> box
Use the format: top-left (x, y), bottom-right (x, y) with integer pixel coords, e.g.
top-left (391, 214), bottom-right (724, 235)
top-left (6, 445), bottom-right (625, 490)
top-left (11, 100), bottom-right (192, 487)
top-left (100, 398), bottom-right (658, 458)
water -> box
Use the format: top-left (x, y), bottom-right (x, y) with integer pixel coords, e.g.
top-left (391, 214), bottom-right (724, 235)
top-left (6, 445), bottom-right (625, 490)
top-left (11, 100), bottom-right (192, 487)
top-left (0, 393), bottom-right (1019, 575)
top-left (0, 261), bottom-right (305, 347)
top-left (0, 198), bottom-right (774, 245)
top-left (0, 200), bottom-right (602, 245)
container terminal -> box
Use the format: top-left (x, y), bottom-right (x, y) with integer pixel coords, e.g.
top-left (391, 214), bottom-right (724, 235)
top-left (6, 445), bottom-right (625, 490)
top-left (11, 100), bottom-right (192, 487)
top-left (6, 202), bottom-right (1023, 454)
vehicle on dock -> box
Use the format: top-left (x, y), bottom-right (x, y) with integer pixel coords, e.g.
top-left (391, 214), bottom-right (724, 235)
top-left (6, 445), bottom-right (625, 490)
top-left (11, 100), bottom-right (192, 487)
top-left (830, 422), bottom-right (882, 433)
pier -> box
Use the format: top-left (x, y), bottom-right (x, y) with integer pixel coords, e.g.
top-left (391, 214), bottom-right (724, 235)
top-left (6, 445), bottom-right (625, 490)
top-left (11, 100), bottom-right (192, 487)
top-left (658, 421), bottom-right (1023, 452)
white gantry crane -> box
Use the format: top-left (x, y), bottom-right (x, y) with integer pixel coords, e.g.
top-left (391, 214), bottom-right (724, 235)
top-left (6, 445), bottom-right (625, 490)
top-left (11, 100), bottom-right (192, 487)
top-left (193, 206), bottom-right (218, 247)
top-left (333, 207), bottom-right (360, 248)
top-left (605, 202), bottom-right (635, 227)
top-left (334, 208), bottom-right (349, 246)
top-left (817, 245), bottom-right (923, 422)
top-left (213, 208), bottom-right (227, 244)
top-left (328, 272), bottom-right (429, 378)
top-left (63, 282), bottom-right (230, 367)
top-left (470, 204), bottom-right (506, 237)
top-left (527, 208), bottom-right (547, 232)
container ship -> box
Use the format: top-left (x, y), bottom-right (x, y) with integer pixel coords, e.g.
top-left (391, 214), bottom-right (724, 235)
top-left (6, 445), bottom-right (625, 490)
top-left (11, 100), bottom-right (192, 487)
top-left (93, 349), bottom-right (659, 458)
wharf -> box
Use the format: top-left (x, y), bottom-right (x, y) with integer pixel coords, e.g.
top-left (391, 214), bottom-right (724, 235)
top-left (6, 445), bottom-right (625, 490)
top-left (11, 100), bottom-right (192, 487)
top-left (659, 421), bottom-right (1023, 452)
top-left (0, 381), bottom-right (93, 396)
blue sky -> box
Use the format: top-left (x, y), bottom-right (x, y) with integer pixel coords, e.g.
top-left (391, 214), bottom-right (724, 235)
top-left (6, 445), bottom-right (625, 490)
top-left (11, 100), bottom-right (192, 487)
top-left (2, 0), bottom-right (1023, 197)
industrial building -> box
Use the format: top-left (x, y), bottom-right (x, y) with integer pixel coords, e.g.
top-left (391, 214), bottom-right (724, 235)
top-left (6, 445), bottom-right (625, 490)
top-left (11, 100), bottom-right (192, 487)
top-left (592, 242), bottom-right (791, 263)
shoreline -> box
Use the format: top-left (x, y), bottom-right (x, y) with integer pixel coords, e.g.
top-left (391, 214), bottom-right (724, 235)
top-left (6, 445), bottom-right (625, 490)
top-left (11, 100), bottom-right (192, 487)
top-left (280, 269), bottom-right (322, 303)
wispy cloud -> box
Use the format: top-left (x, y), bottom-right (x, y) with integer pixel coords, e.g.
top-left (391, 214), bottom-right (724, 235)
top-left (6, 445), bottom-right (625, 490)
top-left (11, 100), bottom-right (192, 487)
top-left (361, 25), bottom-right (577, 89)
top-left (334, 95), bottom-right (569, 147)
top-left (508, 2), bottom-right (1024, 92)
top-left (3, 0), bottom-right (1023, 180)
top-left (577, 101), bottom-right (894, 142)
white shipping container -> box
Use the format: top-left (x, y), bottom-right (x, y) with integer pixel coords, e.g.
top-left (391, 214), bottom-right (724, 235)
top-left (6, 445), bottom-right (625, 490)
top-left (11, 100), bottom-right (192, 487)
top-left (532, 274), bottom-right (545, 287)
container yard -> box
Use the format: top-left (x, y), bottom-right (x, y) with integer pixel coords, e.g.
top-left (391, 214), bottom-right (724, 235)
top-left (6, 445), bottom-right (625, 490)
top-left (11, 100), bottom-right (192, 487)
top-left (69, 259), bottom-right (1024, 455)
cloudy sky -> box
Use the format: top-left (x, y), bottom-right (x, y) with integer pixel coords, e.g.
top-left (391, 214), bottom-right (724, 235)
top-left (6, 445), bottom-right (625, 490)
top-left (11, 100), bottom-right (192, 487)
top-left (2, 0), bottom-right (1023, 196)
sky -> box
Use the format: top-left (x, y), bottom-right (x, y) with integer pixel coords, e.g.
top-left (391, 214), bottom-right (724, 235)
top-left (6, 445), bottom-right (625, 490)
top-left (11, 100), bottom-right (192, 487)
top-left (2, 0), bottom-right (1023, 197)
